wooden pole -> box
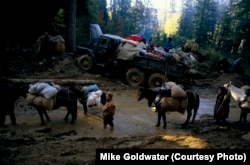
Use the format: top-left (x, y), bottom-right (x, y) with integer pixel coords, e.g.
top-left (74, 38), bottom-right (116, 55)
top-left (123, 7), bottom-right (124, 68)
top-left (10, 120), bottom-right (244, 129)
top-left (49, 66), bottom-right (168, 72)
top-left (7, 79), bottom-right (97, 86)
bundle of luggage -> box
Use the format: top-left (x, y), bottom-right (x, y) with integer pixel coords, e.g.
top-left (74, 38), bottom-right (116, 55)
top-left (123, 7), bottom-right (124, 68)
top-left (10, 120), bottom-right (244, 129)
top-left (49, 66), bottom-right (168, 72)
top-left (82, 84), bottom-right (103, 108)
top-left (157, 81), bottom-right (188, 114)
top-left (26, 82), bottom-right (61, 110)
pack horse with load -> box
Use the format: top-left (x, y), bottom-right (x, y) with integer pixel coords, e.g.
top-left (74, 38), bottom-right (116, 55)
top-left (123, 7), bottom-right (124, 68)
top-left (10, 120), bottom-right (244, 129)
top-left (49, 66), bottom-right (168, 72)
top-left (76, 24), bottom-right (196, 87)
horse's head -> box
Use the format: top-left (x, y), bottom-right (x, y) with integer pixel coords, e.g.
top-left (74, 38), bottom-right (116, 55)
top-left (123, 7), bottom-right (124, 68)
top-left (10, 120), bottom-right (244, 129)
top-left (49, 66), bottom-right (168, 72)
top-left (100, 92), bottom-right (106, 105)
top-left (224, 83), bottom-right (229, 89)
top-left (137, 87), bottom-right (159, 107)
top-left (224, 82), bottom-right (247, 103)
top-left (223, 81), bottom-right (232, 90)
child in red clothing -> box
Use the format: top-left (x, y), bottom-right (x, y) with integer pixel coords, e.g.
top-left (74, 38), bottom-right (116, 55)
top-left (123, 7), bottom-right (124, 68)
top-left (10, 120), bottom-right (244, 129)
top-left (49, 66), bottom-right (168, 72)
top-left (102, 92), bottom-right (116, 130)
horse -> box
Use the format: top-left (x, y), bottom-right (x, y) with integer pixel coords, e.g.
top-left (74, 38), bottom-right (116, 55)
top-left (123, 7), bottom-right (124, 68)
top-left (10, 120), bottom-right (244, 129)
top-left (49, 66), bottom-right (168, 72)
top-left (69, 85), bottom-right (106, 115)
top-left (137, 87), bottom-right (200, 129)
top-left (0, 78), bottom-right (28, 127)
top-left (224, 82), bottom-right (250, 125)
top-left (31, 87), bottom-right (78, 126)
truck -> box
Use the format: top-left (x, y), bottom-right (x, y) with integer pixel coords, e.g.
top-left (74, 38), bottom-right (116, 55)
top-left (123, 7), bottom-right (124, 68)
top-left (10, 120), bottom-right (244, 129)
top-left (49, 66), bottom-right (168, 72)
top-left (76, 24), bottom-right (189, 88)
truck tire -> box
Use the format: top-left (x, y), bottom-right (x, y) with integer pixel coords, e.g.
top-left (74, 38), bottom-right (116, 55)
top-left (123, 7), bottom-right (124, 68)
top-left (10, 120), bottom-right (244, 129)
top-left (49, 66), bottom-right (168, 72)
top-left (78, 54), bottom-right (94, 71)
top-left (148, 73), bottom-right (168, 88)
top-left (126, 68), bottom-right (144, 87)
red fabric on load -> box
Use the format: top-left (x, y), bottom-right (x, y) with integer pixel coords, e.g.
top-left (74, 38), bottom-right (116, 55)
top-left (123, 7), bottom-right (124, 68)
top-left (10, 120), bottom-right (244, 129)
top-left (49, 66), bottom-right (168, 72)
top-left (127, 35), bottom-right (142, 42)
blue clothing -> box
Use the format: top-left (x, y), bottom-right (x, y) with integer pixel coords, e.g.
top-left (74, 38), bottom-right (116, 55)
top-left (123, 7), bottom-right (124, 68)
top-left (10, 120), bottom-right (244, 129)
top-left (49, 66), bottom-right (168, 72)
top-left (164, 39), bottom-right (174, 52)
top-left (232, 57), bottom-right (242, 73)
top-left (165, 41), bottom-right (173, 49)
top-left (232, 58), bottom-right (242, 67)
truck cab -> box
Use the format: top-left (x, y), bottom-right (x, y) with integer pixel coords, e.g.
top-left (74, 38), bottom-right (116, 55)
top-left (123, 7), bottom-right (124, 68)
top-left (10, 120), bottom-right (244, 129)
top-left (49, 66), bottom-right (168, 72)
top-left (76, 24), bottom-right (123, 70)
top-left (76, 24), bottom-right (190, 88)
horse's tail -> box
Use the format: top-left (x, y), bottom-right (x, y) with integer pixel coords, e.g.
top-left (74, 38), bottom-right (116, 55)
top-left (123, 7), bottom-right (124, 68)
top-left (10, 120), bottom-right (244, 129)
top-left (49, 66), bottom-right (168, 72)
top-left (186, 91), bottom-right (200, 122)
top-left (194, 93), bottom-right (200, 111)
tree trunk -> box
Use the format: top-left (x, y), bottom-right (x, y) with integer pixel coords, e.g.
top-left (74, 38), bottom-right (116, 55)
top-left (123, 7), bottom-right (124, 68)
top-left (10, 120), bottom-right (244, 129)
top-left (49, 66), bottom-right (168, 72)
top-left (65, 0), bottom-right (76, 52)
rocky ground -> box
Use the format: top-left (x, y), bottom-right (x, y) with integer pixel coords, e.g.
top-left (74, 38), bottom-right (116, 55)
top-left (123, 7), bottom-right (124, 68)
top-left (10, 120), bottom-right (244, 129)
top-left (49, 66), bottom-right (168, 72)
top-left (0, 55), bottom-right (250, 164)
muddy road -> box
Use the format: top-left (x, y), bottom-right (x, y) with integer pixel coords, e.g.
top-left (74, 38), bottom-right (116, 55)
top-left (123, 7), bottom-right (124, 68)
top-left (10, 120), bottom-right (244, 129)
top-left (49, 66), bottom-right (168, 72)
top-left (1, 57), bottom-right (250, 165)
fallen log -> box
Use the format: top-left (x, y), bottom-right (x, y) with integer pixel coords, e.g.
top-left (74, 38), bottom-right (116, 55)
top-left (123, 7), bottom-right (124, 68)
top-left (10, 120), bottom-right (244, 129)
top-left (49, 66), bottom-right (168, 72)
top-left (7, 79), bottom-right (97, 86)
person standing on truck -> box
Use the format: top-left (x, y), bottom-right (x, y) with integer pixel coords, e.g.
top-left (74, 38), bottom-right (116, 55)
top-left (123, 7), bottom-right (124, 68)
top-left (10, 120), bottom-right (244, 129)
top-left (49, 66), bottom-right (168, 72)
top-left (147, 40), bottom-right (155, 52)
top-left (164, 37), bottom-right (174, 52)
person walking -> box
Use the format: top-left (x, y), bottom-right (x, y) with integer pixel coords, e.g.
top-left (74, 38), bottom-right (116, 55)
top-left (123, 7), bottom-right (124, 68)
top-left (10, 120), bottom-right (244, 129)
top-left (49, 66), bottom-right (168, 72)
top-left (214, 86), bottom-right (230, 125)
top-left (102, 92), bottom-right (116, 130)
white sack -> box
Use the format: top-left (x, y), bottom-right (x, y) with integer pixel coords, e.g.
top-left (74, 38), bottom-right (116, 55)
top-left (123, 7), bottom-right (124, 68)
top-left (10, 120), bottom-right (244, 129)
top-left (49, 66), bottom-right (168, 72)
top-left (41, 86), bottom-right (58, 99)
top-left (86, 90), bottom-right (103, 108)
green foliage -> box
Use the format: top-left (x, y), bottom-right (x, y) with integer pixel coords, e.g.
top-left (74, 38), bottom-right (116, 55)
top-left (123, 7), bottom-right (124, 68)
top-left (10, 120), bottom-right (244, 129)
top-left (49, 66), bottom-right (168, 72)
top-left (244, 65), bottom-right (250, 77)
top-left (75, 0), bottom-right (107, 45)
top-left (106, 0), bottom-right (159, 40)
top-left (52, 9), bottom-right (65, 36)
top-left (74, 0), bottom-right (250, 78)
top-left (177, 1), bottom-right (195, 39)
top-left (199, 47), bottom-right (223, 72)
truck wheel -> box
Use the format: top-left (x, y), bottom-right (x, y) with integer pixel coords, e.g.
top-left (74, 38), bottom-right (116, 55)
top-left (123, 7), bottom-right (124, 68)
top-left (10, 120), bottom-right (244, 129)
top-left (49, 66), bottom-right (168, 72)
top-left (78, 55), bottom-right (93, 71)
top-left (148, 73), bottom-right (168, 88)
top-left (126, 68), bottom-right (144, 87)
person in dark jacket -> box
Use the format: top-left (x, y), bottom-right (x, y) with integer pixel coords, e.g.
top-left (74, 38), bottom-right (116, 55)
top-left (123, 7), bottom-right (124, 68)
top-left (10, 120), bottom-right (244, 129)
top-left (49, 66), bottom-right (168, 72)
top-left (37, 32), bottom-right (55, 67)
top-left (216, 58), bottom-right (230, 73)
top-left (164, 37), bottom-right (174, 52)
top-left (214, 86), bottom-right (230, 125)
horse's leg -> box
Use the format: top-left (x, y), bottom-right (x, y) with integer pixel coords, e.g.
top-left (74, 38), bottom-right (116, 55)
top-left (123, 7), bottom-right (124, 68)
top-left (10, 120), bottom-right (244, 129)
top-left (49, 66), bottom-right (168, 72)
top-left (162, 111), bottom-right (167, 129)
top-left (42, 109), bottom-right (51, 122)
top-left (8, 105), bottom-right (16, 126)
top-left (65, 106), bottom-right (76, 124)
top-left (182, 108), bottom-right (191, 128)
top-left (183, 94), bottom-right (200, 128)
top-left (68, 106), bottom-right (76, 124)
top-left (72, 100), bottom-right (77, 121)
top-left (65, 103), bottom-right (77, 124)
top-left (70, 106), bottom-right (76, 124)
top-left (64, 107), bottom-right (70, 122)
top-left (155, 106), bottom-right (161, 127)
top-left (241, 108), bottom-right (248, 125)
top-left (36, 106), bottom-right (46, 126)
top-left (79, 98), bottom-right (88, 115)
top-left (192, 103), bottom-right (199, 123)
top-left (0, 109), bottom-right (7, 127)
top-left (83, 102), bottom-right (88, 115)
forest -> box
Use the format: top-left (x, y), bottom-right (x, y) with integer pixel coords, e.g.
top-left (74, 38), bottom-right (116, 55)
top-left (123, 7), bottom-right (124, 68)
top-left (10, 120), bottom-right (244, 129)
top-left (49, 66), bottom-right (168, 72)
top-left (0, 0), bottom-right (250, 79)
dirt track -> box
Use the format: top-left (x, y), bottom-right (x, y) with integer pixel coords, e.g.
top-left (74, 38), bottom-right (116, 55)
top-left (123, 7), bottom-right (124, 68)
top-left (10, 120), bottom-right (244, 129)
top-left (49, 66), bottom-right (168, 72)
top-left (1, 57), bottom-right (250, 164)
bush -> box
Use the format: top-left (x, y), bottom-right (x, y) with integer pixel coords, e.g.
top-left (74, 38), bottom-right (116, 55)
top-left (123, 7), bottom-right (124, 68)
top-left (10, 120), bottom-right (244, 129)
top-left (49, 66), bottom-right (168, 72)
top-left (198, 47), bottom-right (223, 72)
